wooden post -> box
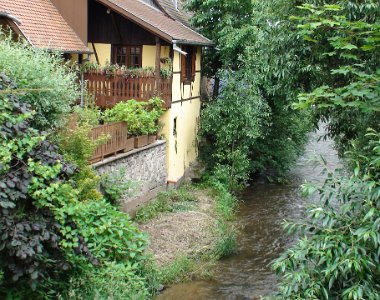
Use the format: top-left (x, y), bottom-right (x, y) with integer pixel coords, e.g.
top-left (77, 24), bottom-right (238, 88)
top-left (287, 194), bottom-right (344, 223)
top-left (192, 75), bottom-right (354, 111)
top-left (155, 37), bottom-right (161, 94)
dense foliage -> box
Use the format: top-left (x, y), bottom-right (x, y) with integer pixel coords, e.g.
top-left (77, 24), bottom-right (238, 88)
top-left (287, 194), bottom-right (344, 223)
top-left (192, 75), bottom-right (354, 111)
top-left (186, 0), bottom-right (254, 81)
top-left (0, 34), bottom-right (78, 130)
top-left (272, 2), bottom-right (380, 299)
top-left (0, 73), bottom-right (79, 294)
top-left (192, 0), bottom-right (313, 188)
top-left (103, 97), bottom-right (164, 135)
top-left (274, 138), bottom-right (380, 299)
top-left (293, 2), bottom-right (380, 156)
top-left (0, 47), bottom-right (156, 298)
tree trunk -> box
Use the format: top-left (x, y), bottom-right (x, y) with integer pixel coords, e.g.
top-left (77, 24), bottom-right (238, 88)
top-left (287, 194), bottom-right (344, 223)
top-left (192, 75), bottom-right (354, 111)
top-left (213, 76), bottom-right (220, 99)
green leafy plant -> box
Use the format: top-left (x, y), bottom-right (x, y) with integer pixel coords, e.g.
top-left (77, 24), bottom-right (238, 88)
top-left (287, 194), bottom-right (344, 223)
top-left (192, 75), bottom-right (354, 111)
top-left (273, 3), bottom-right (380, 299)
top-left (0, 74), bottom-right (83, 295)
top-left (63, 261), bottom-right (151, 300)
top-left (103, 97), bottom-right (164, 136)
top-left (273, 133), bottom-right (380, 299)
top-left (0, 32), bottom-right (78, 130)
top-left (160, 57), bottom-right (173, 79)
top-left (291, 3), bottom-right (380, 157)
top-left (72, 106), bottom-right (102, 127)
top-left (99, 168), bottom-right (136, 205)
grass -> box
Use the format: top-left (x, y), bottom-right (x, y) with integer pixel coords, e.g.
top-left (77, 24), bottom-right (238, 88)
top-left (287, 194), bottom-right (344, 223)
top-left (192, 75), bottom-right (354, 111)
top-left (159, 255), bottom-right (215, 285)
top-left (213, 220), bottom-right (237, 258)
top-left (134, 185), bottom-right (197, 223)
top-left (136, 180), bottom-right (239, 287)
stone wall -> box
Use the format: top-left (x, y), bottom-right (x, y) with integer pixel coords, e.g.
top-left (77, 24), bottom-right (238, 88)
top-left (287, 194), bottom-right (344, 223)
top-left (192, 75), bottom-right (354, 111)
top-left (93, 140), bottom-right (167, 213)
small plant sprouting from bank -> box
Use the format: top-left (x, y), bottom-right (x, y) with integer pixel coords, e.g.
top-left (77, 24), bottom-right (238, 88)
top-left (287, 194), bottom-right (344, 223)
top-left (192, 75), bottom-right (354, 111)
top-left (159, 255), bottom-right (215, 285)
top-left (213, 220), bottom-right (237, 259)
top-left (100, 167), bottom-right (137, 205)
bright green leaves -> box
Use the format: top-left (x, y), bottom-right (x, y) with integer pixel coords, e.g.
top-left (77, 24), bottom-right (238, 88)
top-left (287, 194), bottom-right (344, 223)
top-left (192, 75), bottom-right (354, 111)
top-left (0, 33), bottom-right (78, 130)
top-left (293, 4), bottom-right (380, 115)
top-left (103, 97), bottom-right (164, 136)
top-left (274, 156), bottom-right (380, 299)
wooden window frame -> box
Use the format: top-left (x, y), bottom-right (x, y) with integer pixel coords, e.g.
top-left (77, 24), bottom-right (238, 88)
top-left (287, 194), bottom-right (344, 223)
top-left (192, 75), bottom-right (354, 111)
top-left (112, 45), bottom-right (142, 68)
top-left (181, 46), bottom-right (196, 84)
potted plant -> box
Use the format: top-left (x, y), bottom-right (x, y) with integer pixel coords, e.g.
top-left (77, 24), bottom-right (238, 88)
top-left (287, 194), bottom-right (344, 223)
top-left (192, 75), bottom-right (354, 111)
top-left (146, 97), bottom-right (165, 144)
top-left (103, 97), bottom-right (165, 148)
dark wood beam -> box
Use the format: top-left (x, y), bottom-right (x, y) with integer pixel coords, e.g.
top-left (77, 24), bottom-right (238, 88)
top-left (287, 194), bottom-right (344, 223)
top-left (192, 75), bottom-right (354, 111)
top-left (155, 36), bottom-right (161, 90)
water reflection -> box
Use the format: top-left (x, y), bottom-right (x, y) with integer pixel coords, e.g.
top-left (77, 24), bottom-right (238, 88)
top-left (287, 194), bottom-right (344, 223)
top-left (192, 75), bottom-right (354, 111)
top-left (158, 127), bottom-right (340, 300)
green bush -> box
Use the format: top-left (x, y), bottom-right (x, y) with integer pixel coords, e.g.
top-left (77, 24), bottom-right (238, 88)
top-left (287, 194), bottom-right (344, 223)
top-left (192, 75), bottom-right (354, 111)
top-left (0, 33), bottom-right (78, 130)
top-left (63, 262), bottom-right (151, 300)
top-left (72, 106), bottom-right (102, 127)
top-left (273, 3), bottom-right (380, 299)
top-left (103, 97), bottom-right (164, 135)
top-left (100, 167), bottom-right (136, 205)
top-left (273, 134), bottom-right (380, 299)
top-left (0, 73), bottom-right (156, 299)
top-left (0, 74), bottom-right (79, 296)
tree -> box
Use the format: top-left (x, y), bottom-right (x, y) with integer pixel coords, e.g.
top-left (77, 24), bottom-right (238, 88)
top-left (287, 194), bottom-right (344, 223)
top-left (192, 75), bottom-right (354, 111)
top-left (197, 0), bottom-right (313, 186)
top-left (186, 0), bottom-right (255, 97)
top-left (0, 34), bottom-right (78, 130)
top-left (273, 3), bottom-right (380, 299)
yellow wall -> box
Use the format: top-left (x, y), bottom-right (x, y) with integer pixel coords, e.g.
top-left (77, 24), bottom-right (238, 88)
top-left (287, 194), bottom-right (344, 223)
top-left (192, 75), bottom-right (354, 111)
top-left (87, 43), bottom-right (111, 65)
top-left (142, 45), bottom-right (171, 68)
top-left (160, 46), bottom-right (202, 182)
top-left (86, 44), bottom-right (170, 68)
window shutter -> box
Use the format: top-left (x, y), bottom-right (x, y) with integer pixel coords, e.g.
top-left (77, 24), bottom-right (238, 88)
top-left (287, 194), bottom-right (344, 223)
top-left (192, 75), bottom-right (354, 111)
top-left (181, 53), bottom-right (186, 82)
top-left (191, 48), bottom-right (196, 81)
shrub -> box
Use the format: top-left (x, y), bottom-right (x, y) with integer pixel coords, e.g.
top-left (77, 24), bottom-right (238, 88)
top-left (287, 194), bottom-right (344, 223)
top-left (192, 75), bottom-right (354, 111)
top-left (103, 97), bottom-right (164, 135)
top-left (99, 168), bottom-right (136, 205)
top-left (273, 136), bottom-right (380, 299)
top-left (0, 74), bottom-right (78, 295)
top-left (0, 33), bottom-right (78, 130)
top-left (0, 74), bottom-right (154, 299)
top-left (62, 262), bottom-right (151, 300)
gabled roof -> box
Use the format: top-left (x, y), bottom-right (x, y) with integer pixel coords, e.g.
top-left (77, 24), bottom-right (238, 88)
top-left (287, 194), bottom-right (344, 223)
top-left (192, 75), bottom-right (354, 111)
top-left (96, 0), bottom-right (213, 46)
top-left (0, 0), bottom-right (90, 53)
top-left (155, 0), bottom-right (192, 27)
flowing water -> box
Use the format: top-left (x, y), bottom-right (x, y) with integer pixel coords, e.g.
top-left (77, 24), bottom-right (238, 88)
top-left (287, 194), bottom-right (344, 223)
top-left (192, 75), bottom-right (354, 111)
top-left (158, 128), bottom-right (341, 300)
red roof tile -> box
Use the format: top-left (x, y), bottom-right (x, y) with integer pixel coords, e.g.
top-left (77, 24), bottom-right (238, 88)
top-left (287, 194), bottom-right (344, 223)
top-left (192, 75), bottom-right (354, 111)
top-left (97, 0), bottom-right (213, 46)
top-left (0, 0), bottom-right (90, 53)
top-left (155, 0), bottom-right (192, 27)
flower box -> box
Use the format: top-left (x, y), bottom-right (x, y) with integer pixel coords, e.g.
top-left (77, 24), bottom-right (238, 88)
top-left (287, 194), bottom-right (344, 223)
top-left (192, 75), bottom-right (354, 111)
top-left (148, 134), bottom-right (157, 144)
top-left (123, 136), bottom-right (135, 152)
top-left (134, 135), bottom-right (149, 148)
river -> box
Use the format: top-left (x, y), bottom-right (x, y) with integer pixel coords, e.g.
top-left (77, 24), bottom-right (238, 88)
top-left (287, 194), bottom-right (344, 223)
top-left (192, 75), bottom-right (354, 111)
top-left (158, 127), bottom-right (340, 300)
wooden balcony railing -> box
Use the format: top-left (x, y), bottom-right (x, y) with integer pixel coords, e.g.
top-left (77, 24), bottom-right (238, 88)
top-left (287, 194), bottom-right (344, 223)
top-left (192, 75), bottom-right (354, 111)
top-left (90, 121), bottom-right (133, 163)
top-left (85, 73), bottom-right (172, 109)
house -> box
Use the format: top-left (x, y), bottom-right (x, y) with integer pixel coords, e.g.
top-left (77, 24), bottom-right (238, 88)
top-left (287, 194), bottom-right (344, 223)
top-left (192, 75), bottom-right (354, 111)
top-left (0, 0), bottom-right (213, 186)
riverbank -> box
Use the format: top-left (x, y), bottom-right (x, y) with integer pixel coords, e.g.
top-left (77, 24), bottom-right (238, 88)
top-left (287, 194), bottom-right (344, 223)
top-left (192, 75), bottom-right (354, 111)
top-left (134, 184), bottom-right (238, 286)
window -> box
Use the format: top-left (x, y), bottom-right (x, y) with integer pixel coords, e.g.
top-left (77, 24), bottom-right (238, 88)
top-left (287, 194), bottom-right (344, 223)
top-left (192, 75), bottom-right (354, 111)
top-left (181, 46), bottom-right (196, 83)
top-left (113, 45), bottom-right (142, 68)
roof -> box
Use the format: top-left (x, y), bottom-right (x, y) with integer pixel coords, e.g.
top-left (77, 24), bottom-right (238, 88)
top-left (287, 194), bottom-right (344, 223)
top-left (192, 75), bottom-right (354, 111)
top-left (0, 0), bottom-right (90, 53)
top-left (96, 0), bottom-right (213, 46)
top-left (155, 0), bottom-right (192, 27)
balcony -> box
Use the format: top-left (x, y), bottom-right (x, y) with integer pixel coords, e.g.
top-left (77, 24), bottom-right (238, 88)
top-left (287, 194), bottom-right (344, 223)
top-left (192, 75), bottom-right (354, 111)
top-left (85, 72), bottom-right (172, 109)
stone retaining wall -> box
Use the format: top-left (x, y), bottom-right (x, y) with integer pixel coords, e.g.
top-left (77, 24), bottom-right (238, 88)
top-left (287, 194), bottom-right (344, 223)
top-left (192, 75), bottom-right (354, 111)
top-left (93, 140), bottom-right (167, 213)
